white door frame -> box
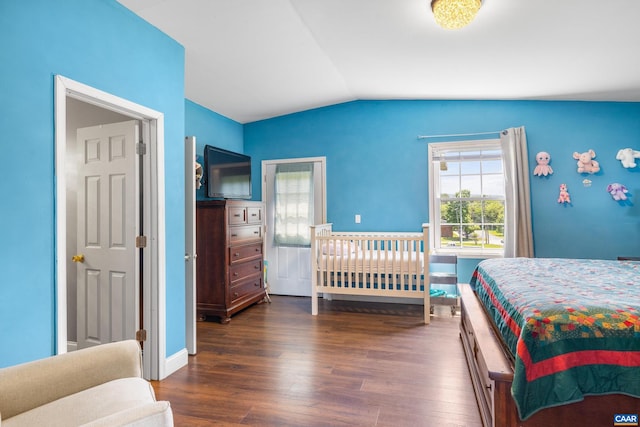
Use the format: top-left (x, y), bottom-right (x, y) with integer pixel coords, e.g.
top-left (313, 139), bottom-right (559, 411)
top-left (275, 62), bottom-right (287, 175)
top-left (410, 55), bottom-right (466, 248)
top-left (184, 137), bottom-right (197, 355)
top-left (54, 75), bottom-right (167, 380)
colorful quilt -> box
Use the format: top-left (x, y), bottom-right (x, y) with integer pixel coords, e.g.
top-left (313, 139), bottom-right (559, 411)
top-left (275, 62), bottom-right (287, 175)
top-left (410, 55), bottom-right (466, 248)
top-left (470, 258), bottom-right (640, 420)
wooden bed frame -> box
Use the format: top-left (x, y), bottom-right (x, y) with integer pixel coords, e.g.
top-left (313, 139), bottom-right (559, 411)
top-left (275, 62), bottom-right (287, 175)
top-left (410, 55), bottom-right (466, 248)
top-left (310, 223), bottom-right (431, 324)
top-left (459, 282), bottom-right (640, 427)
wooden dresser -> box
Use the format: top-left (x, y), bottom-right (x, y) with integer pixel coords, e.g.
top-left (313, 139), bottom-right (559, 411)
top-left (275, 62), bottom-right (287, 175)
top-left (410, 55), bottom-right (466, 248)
top-left (195, 199), bottom-right (266, 323)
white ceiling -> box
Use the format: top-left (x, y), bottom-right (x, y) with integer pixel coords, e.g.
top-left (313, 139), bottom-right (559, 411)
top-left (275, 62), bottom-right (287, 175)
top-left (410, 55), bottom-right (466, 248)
top-left (117, 0), bottom-right (640, 124)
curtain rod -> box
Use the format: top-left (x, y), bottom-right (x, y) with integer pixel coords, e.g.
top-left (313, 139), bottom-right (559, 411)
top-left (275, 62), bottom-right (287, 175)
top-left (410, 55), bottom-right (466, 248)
top-left (417, 130), bottom-right (504, 139)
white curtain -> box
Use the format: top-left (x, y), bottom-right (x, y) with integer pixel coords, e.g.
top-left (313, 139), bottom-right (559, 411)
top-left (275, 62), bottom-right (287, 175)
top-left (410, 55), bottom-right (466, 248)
top-left (500, 127), bottom-right (534, 258)
top-left (274, 163), bottom-right (314, 246)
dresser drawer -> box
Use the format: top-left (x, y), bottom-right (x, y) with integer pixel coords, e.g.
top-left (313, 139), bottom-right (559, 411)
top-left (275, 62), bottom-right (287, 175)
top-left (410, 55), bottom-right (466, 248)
top-left (230, 275), bottom-right (263, 305)
top-left (247, 207), bottom-right (262, 224)
top-left (228, 207), bottom-right (247, 225)
top-left (229, 225), bottom-right (262, 243)
top-left (230, 242), bottom-right (263, 264)
top-left (229, 259), bottom-right (262, 283)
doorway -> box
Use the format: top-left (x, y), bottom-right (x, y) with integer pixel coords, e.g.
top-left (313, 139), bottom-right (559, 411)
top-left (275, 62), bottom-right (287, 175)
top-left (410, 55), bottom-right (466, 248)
top-left (54, 75), bottom-right (166, 380)
top-left (262, 157), bottom-right (326, 296)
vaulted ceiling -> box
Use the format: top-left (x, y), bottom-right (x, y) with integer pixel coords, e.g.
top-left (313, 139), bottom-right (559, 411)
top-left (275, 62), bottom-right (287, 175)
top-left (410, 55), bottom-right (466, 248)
top-left (117, 0), bottom-right (640, 123)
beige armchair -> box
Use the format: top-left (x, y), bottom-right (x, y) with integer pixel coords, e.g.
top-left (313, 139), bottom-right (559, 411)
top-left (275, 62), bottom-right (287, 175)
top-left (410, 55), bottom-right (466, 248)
top-left (0, 340), bottom-right (173, 426)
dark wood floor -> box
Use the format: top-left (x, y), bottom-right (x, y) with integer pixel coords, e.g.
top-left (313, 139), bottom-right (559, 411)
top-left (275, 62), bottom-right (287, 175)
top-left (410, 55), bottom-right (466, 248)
top-left (152, 296), bottom-right (482, 426)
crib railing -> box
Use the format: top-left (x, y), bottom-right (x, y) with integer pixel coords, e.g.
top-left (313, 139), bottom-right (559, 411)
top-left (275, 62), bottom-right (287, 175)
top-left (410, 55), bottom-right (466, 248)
top-left (310, 223), bottom-right (430, 324)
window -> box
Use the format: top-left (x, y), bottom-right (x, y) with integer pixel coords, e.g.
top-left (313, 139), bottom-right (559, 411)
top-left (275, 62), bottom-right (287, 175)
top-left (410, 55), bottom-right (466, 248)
top-left (274, 162), bottom-right (314, 246)
top-left (428, 140), bottom-right (505, 256)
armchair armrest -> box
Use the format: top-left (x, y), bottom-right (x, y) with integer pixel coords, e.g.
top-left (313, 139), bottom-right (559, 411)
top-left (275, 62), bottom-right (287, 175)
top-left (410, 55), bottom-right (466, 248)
top-left (0, 340), bottom-right (142, 420)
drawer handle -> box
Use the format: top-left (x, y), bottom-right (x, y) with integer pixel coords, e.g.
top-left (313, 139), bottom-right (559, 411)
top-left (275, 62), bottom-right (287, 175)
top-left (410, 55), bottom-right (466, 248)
top-left (231, 233), bottom-right (238, 237)
top-left (255, 248), bottom-right (260, 252)
top-left (485, 383), bottom-right (492, 391)
top-left (233, 214), bottom-right (241, 217)
top-left (234, 292), bottom-right (239, 297)
top-left (233, 272), bottom-right (239, 276)
top-left (254, 282), bottom-right (259, 287)
top-left (253, 231), bottom-right (259, 235)
top-left (254, 265), bottom-right (259, 269)
top-left (234, 252), bottom-right (240, 257)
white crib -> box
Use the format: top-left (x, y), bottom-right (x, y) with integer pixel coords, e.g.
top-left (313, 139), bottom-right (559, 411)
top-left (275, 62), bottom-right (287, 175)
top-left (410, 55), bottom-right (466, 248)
top-left (310, 223), bottom-right (430, 324)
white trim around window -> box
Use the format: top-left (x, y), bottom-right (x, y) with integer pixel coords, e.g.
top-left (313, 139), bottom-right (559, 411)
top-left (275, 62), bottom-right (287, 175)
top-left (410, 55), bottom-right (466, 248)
top-left (428, 139), bottom-right (506, 259)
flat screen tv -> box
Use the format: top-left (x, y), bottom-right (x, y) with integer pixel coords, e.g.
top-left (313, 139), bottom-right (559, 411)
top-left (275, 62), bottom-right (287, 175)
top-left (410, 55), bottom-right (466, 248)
top-left (204, 145), bottom-right (251, 199)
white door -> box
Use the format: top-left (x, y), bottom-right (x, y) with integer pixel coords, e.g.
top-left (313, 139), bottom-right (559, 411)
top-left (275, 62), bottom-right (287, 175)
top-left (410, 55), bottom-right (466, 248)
top-left (263, 158), bottom-right (326, 296)
top-left (75, 120), bottom-right (139, 349)
top-left (184, 136), bottom-right (197, 355)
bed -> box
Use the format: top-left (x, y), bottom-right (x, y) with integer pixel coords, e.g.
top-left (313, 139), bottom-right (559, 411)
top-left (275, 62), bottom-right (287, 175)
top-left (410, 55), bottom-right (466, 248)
top-left (310, 223), bottom-right (431, 324)
top-left (460, 257), bottom-right (640, 427)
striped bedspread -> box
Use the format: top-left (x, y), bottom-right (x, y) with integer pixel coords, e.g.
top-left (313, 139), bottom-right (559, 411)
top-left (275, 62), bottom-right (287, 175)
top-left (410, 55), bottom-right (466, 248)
top-left (470, 258), bottom-right (640, 420)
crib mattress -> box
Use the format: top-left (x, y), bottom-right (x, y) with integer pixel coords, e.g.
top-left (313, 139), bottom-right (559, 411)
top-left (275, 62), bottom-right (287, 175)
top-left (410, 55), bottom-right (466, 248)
top-left (318, 250), bottom-right (424, 274)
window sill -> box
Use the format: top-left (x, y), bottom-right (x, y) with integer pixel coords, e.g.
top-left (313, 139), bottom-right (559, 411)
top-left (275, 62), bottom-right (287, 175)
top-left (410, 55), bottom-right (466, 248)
top-left (431, 248), bottom-right (503, 260)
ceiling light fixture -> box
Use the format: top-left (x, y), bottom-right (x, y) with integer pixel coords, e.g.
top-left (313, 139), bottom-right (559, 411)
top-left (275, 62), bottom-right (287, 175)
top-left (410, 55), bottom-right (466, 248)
top-left (431, 0), bottom-right (482, 30)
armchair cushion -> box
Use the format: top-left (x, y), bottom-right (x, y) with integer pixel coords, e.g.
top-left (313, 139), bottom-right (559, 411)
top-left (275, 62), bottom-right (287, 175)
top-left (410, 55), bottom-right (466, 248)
top-left (0, 341), bottom-right (172, 426)
top-left (2, 378), bottom-right (165, 427)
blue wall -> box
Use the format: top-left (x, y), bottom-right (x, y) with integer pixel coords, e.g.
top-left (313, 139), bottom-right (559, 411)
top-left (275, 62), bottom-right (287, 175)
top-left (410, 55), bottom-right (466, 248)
top-left (185, 100), bottom-right (244, 200)
top-left (3, 0), bottom-right (639, 368)
top-left (245, 100), bottom-right (640, 281)
top-left (0, 0), bottom-right (186, 367)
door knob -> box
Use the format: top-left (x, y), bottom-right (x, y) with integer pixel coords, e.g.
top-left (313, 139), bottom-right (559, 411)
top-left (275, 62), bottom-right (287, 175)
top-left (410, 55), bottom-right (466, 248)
top-left (72, 254), bottom-right (85, 263)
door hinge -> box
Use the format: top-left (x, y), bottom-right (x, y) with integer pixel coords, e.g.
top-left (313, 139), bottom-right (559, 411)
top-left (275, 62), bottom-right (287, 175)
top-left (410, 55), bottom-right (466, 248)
top-left (136, 329), bottom-right (147, 342)
top-left (136, 141), bottom-right (147, 155)
top-left (136, 235), bottom-right (147, 248)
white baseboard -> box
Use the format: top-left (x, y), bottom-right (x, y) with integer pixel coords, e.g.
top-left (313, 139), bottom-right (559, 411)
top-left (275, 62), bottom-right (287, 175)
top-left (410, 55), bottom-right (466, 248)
top-left (162, 348), bottom-right (188, 379)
